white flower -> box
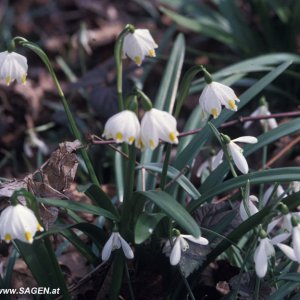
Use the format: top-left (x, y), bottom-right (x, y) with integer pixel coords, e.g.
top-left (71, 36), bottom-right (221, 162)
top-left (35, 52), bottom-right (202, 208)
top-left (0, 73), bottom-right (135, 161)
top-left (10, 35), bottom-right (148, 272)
top-left (102, 110), bottom-right (140, 145)
top-left (196, 150), bottom-right (223, 180)
top-left (0, 204), bottom-right (43, 244)
top-left (239, 195), bottom-right (259, 221)
top-left (139, 108), bottom-right (178, 150)
top-left (101, 232), bottom-right (134, 261)
top-left (227, 136), bottom-right (258, 174)
top-left (199, 82), bottom-right (240, 119)
top-left (253, 237), bottom-right (275, 278)
top-left (244, 104), bottom-right (277, 130)
top-left (169, 234), bottom-right (209, 266)
top-left (262, 185), bottom-right (286, 206)
top-left (277, 224), bottom-right (300, 263)
top-left (123, 29), bottom-right (158, 66)
top-left (290, 181), bottom-right (300, 193)
top-left (0, 51), bottom-right (28, 85)
top-left (24, 130), bottom-right (49, 157)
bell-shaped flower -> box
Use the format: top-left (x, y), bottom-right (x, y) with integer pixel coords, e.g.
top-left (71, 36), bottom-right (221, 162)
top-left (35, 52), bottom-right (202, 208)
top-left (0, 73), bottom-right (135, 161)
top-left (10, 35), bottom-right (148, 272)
top-left (262, 185), bottom-right (285, 206)
top-left (254, 237), bottom-right (275, 278)
top-left (101, 231), bottom-right (134, 261)
top-left (239, 195), bottom-right (259, 221)
top-left (140, 108), bottom-right (178, 150)
top-left (102, 110), bottom-right (140, 145)
top-left (199, 82), bottom-right (240, 119)
top-left (24, 129), bottom-right (49, 157)
top-left (169, 234), bottom-right (209, 266)
top-left (0, 51), bottom-right (28, 85)
top-left (0, 204), bottom-right (43, 244)
top-left (196, 150), bottom-right (223, 180)
top-left (123, 29), bottom-right (158, 66)
top-left (227, 136), bottom-right (258, 174)
top-left (244, 104), bottom-right (277, 130)
top-left (277, 224), bottom-right (300, 263)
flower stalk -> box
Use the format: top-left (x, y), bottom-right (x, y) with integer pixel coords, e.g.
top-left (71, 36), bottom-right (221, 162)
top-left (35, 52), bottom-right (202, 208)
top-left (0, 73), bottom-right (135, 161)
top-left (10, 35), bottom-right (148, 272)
top-left (15, 38), bottom-right (100, 187)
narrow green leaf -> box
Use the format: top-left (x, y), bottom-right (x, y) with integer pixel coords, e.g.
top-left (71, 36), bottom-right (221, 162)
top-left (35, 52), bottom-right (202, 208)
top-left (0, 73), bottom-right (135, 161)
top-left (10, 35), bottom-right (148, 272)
top-left (135, 212), bottom-right (166, 244)
top-left (134, 190), bottom-right (200, 237)
top-left (82, 183), bottom-right (119, 218)
top-left (137, 163), bottom-right (200, 199)
top-left (37, 197), bottom-right (119, 221)
top-left (189, 168), bottom-right (300, 212)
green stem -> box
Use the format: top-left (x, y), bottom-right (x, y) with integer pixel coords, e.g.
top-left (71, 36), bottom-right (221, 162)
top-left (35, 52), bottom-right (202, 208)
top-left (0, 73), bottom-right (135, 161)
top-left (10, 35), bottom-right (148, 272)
top-left (254, 276), bottom-right (261, 300)
top-left (179, 267), bottom-right (196, 300)
top-left (18, 40), bottom-right (100, 187)
top-left (160, 144), bottom-right (172, 190)
top-left (114, 25), bottom-right (134, 111)
top-left (120, 145), bottom-right (137, 234)
top-left (124, 262), bottom-right (135, 300)
top-left (174, 65), bottom-right (203, 118)
top-left (259, 123), bottom-right (268, 209)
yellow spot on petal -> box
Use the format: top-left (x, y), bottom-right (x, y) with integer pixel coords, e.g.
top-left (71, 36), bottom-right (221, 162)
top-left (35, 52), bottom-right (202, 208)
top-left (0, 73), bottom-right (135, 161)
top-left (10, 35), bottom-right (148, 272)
top-left (21, 74), bottom-right (27, 84)
top-left (134, 56), bottom-right (142, 66)
top-left (169, 132), bottom-right (177, 143)
top-left (6, 76), bottom-right (11, 85)
top-left (149, 139), bottom-right (156, 149)
top-left (137, 138), bottom-right (144, 149)
top-left (25, 231), bottom-right (33, 243)
top-left (115, 132), bottom-right (123, 142)
top-left (228, 99), bottom-right (237, 110)
top-left (149, 49), bottom-right (155, 57)
top-left (4, 233), bottom-right (12, 243)
top-left (37, 224), bottom-right (44, 232)
top-left (211, 108), bottom-right (218, 119)
top-left (128, 136), bottom-right (135, 144)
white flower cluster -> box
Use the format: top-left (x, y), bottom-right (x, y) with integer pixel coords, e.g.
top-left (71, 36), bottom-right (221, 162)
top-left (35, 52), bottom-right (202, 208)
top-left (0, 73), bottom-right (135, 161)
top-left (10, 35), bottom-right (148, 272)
top-left (103, 108), bottom-right (179, 150)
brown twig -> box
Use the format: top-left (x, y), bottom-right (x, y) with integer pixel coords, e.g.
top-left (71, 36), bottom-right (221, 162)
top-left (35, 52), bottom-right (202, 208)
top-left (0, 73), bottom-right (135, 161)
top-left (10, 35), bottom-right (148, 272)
top-left (261, 134), bottom-right (300, 170)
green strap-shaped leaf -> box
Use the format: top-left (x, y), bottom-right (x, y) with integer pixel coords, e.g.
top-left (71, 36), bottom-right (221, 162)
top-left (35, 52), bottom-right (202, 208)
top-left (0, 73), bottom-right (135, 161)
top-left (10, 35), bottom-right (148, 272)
top-left (135, 212), bottom-right (166, 244)
top-left (134, 190), bottom-right (200, 237)
top-left (200, 116), bottom-right (300, 193)
top-left (189, 167), bottom-right (300, 212)
top-left (82, 183), bottom-right (119, 218)
top-left (37, 197), bottom-right (119, 221)
top-left (137, 163), bottom-right (200, 199)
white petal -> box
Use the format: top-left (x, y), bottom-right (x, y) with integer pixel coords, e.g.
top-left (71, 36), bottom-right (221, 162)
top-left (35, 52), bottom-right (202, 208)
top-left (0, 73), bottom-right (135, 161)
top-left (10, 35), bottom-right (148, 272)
top-left (101, 233), bottom-right (115, 261)
top-left (181, 234), bottom-right (209, 245)
top-left (196, 161), bottom-right (209, 178)
top-left (119, 235), bottom-right (134, 259)
top-left (170, 237), bottom-right (181, 265)
top-left (211, 150), bottom-right (223, 170)
top-left (232, 136), bottom-right (258, 144)
top-left (262, 186), bottom-right (273, 206)
top-left (277, 243), bottom-right (297, 262)
top-left (243, 108), bottom-right (260, 129)
top-left (199, 84), bottom-right (222, 118)
top-left (239, 197), bottom-right (258, 221)
top-left (227, 142), bottom-right (249, 174)
top-left (267, 217), bottom-right (281, 233)
top-left (271, 232), bottom-right (291, 245)
top-left (293, 225), bottom-right (300, 262)
top-left (254, 241), bottom-right (268, 278)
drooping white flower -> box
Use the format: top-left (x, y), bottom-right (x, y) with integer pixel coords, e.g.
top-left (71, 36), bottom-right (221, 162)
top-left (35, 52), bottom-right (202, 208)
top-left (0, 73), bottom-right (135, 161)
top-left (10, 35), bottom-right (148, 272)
top-left (0, 204), bottom-right (43, 244)
top-left (199, 82), bottom-right (240, 119)
top-left (101, 231), bottom-right (134, 261)
top-left (262, 185), bottom-right (286, 206)
top-left (244, 104), bottom-right (277, 130)
top-left (0, 51), bottom-right (28, 85)
top-left (239, 195), bottom-right (259, 221)
top-left (24, 129), bottom-right (49, 157)
top-left (253, 237), bottom-right (275, 278)
top-left (227, 136), bottom-right (258, 174)
top-left (102, 110), bottom-right (140, 145)
top-left (277, 224), bottom-right (300, 263)
top-left (168, 234), bottom-right (209, 266)
top-left (139, 108), bottom-right (178, 150)
top-left (290, 181), bottom-right (300, 193)
top-left (196, 150), bottom-right (223, 180)
top-left (123, 29), bottom-right (158, 66)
